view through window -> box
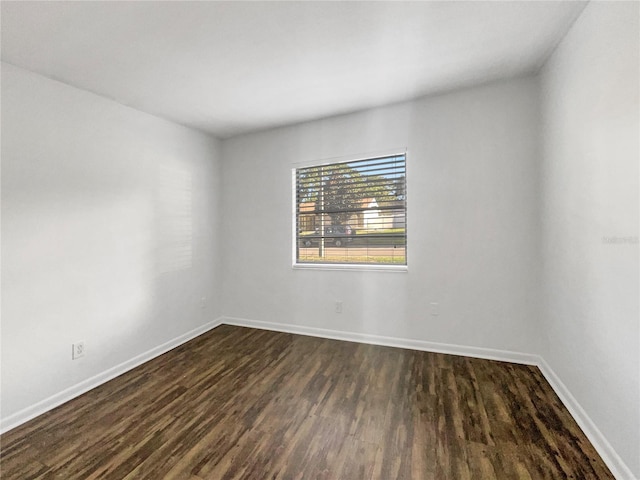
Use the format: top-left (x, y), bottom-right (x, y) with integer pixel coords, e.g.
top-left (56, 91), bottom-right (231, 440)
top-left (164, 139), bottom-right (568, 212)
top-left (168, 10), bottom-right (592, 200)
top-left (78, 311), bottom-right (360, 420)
top-left (295, 154), bottom-right (406, 266)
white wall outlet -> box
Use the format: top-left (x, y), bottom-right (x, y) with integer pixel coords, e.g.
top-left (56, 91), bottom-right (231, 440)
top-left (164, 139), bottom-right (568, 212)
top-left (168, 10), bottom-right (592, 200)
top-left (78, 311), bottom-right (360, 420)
top-left (200, 296), bottom-right (206, 309)
top-left (72, 341), bottom-right (85, 360)
top-left (335, 301), bottom-right (343, 314)
top-left (430, 302), bottom-right (439, 316)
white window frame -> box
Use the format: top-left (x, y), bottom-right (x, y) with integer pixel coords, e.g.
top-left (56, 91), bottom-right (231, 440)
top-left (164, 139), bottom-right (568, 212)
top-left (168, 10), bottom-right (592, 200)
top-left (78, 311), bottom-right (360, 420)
top-left (291, 150), bottom-right (408, 272)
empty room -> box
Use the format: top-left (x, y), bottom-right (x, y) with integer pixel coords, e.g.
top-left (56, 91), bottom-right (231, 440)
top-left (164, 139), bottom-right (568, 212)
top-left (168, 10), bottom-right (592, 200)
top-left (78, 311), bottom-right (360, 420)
top-left (1, 1), bottom-right (638, 479)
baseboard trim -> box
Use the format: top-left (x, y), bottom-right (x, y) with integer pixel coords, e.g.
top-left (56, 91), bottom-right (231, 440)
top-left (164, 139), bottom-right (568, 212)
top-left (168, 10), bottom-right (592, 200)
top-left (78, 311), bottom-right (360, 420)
top-left (222, 316), bottom-right (637, 480)
top-left (0, 317), bottom-right (224, 434)
top-left (537, 358), bottom-right (638, 480)
top-left (221, 316), bottom-right (539, 365)
top-left (2, 315), bottom-right (635, 479)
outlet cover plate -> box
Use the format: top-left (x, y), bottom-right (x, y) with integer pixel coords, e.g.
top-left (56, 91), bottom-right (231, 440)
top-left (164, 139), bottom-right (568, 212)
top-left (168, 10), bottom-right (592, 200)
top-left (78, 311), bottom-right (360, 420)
top-left (72, 342), bottom-right (85, 360)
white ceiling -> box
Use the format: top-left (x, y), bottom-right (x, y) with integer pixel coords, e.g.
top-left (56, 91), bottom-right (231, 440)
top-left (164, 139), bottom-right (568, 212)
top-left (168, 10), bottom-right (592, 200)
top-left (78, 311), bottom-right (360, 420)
top-left (1, 1), bottom-right (586, 139)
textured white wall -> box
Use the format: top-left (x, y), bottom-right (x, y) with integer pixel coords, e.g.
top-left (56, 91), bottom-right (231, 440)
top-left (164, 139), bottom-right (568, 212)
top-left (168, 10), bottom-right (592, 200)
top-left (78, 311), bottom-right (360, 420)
top-left (539, 2), bottom-right (640, 477)
top-left (221, 77), bottom-right (541, 355)
top-left (1, 63), bottom-right (223, 420)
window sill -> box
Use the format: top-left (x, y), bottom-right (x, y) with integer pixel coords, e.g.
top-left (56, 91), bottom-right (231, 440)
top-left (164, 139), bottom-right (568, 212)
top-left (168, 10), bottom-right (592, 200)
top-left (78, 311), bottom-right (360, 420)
top-left (293, 263), bottom-right (408, 273)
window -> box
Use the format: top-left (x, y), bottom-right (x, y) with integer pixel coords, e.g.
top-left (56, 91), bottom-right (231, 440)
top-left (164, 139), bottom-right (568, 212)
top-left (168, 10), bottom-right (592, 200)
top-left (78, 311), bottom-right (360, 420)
top-left (294, 153), bottom-right (406, 267)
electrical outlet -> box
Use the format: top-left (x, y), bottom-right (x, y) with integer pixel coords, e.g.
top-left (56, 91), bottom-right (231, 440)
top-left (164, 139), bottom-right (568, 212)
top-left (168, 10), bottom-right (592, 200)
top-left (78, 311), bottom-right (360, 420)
top-left (200, 296), bottom-right (206, 309)
top-left (335, 301), bottom-right (343, 314)
top-left (72, 342), bottom-right (85, 360)
top-left (430, 302), bottom-right (439, 316)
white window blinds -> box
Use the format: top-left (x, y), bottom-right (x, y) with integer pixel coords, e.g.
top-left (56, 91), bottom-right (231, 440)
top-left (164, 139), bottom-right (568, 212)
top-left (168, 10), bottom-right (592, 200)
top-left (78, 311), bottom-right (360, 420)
top-left (295, 154), bottom-right (406, 266)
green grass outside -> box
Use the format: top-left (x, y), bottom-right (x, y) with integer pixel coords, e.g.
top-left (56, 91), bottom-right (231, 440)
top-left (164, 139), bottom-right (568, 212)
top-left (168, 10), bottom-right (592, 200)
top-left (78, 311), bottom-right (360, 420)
top-left (298, 256), bottom-right (406, 265)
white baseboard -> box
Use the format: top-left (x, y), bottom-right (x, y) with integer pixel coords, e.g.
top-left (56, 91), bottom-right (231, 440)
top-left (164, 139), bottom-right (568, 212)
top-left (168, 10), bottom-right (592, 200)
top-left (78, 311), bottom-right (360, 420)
top-left (221, 316), bottom-right (539, 365)
top-left (222, 316), bottom-right (637, 480)
top-left (0, 317), bottom-right (224, 434)
top-left (537, 358), bottom-right (638, 480)
top-left (2, 315), bottom-right (635, 479)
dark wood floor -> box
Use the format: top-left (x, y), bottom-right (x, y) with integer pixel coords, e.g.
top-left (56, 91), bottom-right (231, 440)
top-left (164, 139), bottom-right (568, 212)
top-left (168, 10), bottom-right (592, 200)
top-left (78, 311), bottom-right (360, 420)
top-left (1, 325), bottom-right (613, 479)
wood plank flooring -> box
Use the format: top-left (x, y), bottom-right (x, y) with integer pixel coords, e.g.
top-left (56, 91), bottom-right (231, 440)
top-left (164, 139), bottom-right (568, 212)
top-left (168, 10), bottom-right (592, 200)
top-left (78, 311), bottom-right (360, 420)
top-left (0, 325), bottom-right (614, 479)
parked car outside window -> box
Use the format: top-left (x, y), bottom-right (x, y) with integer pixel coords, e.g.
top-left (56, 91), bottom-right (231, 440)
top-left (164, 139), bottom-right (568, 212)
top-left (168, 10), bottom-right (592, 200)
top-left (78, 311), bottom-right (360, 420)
top-left (299, 225), bottom-right (355, 247)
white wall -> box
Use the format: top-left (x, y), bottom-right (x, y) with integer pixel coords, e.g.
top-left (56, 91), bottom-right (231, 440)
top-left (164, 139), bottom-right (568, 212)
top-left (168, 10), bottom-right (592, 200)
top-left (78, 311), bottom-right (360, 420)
top-left (1, 63), bottom-right (223, 423)
top-left (539, 2), bottom-right (639, 477)
top-left (221, 77), bottom-right (541, 355)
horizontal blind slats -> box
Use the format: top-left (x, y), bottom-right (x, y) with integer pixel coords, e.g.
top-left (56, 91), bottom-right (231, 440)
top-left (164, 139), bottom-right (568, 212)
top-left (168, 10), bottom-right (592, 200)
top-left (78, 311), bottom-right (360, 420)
top-left (295, 154), bottom-right (407, 266)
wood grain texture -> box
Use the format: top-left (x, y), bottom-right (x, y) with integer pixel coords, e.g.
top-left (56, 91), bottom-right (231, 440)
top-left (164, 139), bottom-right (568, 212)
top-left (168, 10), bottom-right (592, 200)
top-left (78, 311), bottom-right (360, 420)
top-left (0, 325), bottom-right (614, 479)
